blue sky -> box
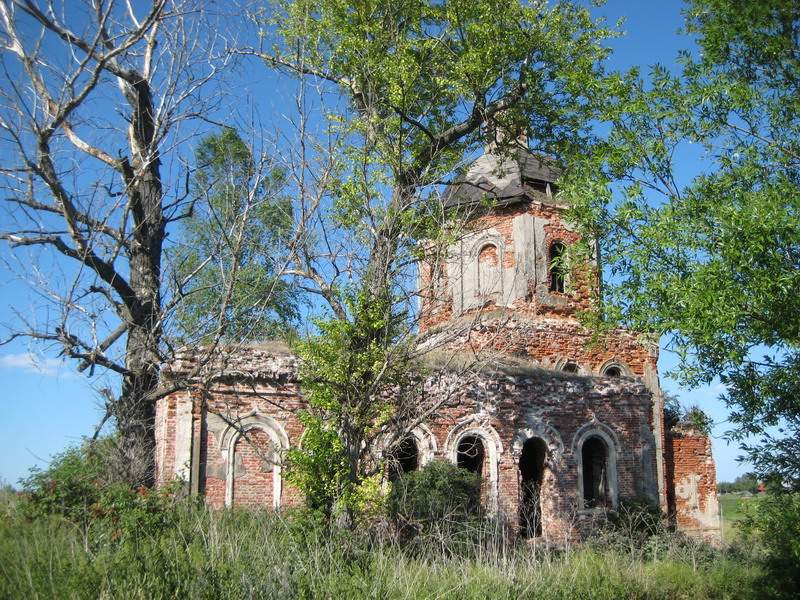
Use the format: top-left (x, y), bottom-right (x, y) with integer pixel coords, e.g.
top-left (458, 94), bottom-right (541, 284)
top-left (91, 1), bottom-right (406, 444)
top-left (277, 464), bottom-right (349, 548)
top-left (0, 0), bottom-right (752, 486)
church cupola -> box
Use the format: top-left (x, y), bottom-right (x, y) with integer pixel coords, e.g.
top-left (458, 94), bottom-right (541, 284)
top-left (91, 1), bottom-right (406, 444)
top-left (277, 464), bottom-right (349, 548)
top-left (419, 146), bottom-right (598, 332)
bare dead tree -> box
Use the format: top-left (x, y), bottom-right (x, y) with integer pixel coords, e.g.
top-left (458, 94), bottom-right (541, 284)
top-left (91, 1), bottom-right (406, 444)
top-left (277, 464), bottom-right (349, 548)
top-left (0, 0), bottom-right (297, 485)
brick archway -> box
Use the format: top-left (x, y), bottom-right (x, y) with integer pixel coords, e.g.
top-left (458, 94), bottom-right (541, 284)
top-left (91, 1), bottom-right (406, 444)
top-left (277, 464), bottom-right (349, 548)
top-left (597, 358), bottom-right (632, 377)
top-left (572, 420), bottom-right (620, 511)
top-left (445, 417), bottom-right (503, 514)
top-left (380, 423), bottom-right (439, 476)
top-left (219, 412), bottom-right (290, 509)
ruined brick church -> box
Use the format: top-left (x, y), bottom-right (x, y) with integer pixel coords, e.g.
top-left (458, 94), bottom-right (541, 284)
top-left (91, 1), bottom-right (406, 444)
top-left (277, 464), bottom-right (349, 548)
top-left (155, 144), bottom-right (721, 540)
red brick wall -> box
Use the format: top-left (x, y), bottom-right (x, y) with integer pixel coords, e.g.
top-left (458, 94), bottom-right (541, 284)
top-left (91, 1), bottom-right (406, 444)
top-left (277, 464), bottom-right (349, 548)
top-left (232, 429), bottom-right (275, 508)
top-left (664, 427), bottom-right (721, 538)
top-left (158, 347), bottom-right (306, 511)
top-left (153, 178), bottom-right (712, 539)
top-left (157, 360), bottom-right (660, 542)
top-left (432, 316), bottom-right (656, 376)
top-left (200, 380), bottom-right (306, 510)
top-left (419, 201), bottom-right (596, 332)
top-left (418, 370), bottom-right (659, 539)
top-left (203, 429), bottom-right (226, 509)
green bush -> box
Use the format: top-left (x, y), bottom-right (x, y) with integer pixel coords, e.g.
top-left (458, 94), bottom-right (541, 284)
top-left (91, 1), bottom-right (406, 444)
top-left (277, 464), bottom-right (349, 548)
top-left (92, 482), bottom-right (183, 540)
top-left (19, 440), bottom-right (108, 523)
top-left (388, 459), bottom-right (482, 536)
top-left (18, 438), bottom-right (182, 540)
top-left (739, 491), bottom-right (800, 598)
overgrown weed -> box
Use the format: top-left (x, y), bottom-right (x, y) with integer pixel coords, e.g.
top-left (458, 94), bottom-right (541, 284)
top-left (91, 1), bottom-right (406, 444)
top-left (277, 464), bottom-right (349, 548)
top-left (0, 490), bottom-right (764, 599)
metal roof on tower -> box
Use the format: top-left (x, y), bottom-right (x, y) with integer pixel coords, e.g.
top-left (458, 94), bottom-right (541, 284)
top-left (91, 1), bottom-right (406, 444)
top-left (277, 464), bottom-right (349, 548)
top-left (441, 147), bottom-right (563, 209)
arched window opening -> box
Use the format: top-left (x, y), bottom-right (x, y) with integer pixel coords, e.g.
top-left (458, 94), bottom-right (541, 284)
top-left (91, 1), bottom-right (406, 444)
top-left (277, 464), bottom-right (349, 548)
top-left (603, 366), bottom-right (622, 377)
top-left (549, 241), bottom-right (566, 293)
top-left (519, 437), bottom-right (547, 537)
top-left (457, 435), bottom-right (486, 475)
top-left (478, 243), bottom-right (499, 266)
top-left (477, 243), bottom-right (500, 298)
top-left (582, 436), bottom-right (609, 508)
top-left (388, 436), bottom-right (419, 480)
top-left (562, 361), bottom-right (579, 374)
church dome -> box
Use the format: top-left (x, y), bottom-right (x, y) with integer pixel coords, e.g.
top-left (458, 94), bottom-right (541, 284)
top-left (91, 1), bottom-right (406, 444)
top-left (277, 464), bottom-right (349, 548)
top-left (442, 147), bottom-right (562, 209)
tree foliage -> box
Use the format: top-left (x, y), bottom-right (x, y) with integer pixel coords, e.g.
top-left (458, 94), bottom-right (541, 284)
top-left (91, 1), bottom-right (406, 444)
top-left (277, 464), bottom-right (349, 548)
top-left (172, 128), bottom-right (298, 343)
top-left (19, 437), bottom-right (180, 537)
top-left (0, 2), bottom-right (300, 486)
top-left (0, 0), bottom-right (213, 484)
top-left (564, 0), bottom-right (800, 487)
top-left (251, 0), bottom-right (625, 517)
top-left (739, 491), bottom-right (800, 597)
top-left (717, 474), bottom-right (759, 495)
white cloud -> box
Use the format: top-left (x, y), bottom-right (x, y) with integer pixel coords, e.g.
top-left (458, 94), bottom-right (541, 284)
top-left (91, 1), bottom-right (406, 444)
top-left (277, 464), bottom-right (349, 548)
top-left (0, 352), bottom-right (73, 378)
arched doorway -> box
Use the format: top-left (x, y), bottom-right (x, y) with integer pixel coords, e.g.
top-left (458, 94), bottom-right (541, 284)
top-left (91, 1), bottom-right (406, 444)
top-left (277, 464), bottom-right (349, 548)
top-left (446, 421), bottom-right (504, 514)
top-left (388, 435), bottom-right (420, 480)
top-left (519, 437), bottom-right (547, 537)
top-left (456, 435), bottom-right (486, 475)
top-left (582, 435), bottom-right (609, 508)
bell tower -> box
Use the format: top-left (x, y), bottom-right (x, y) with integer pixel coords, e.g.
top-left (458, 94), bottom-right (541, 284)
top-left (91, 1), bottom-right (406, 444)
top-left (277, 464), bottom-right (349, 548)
top-left (419, 144), bottom-right (670, 511)
top-left (419, 145), bottom-right (598, 333)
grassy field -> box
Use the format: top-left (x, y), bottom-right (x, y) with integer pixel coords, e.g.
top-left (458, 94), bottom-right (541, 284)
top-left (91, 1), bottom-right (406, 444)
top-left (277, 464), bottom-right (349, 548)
top-left (719, 493), bottom-right (759, 541)
top-left (0, 491), bottom-right (765, 600)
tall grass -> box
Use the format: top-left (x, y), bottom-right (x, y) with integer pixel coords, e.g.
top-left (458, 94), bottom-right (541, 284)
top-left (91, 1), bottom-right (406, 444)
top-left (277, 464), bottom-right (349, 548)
top-left (0, 490), bottom-right (760, 600)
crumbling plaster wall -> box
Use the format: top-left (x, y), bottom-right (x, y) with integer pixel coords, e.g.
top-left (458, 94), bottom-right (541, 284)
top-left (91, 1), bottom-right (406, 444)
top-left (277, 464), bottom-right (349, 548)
top-left (199, 380), bottom-right (305, 509)
top-left (420, 201), bottom-right (594, 332)
top-left (157, 347), bottom-right (306, 509)
top-left (665, 426), bottom-right (721, 540)
top-left (417, 197), bottom-right (668, 510)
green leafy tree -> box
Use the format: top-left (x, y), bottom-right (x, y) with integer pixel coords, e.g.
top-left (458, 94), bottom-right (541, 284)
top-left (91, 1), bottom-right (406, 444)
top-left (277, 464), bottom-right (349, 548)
top-left (250, 0), bottom-right (625, 518)
top-left (171, 128), bottom-right (298, 342)
top-left (739, 491), bottom-right (800, 597)
top-left (565, 0), bottom-right (800, 488)
top-left (718, 473), bottom-right (760, 495)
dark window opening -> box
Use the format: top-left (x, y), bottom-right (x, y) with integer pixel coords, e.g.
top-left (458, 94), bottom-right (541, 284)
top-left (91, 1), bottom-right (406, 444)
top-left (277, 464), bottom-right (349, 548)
top-left (478, 243), bottom-right (499, 266)
top-left (604, 366), bottom-right (622, 377)
top-left (530, 180), bottom-right (548, 194)
top-left (519, 437), bottom-right (547, 537)
top-left (562, 362), bottom-right (579, 374)
top-left (388, 436), bottom-right (419, 480)
top-left (582, 436), bottom-right (609, 508)
top-left (457, 435), bottom-right (485, 475)
top-left (549, 241), bottom-right (566, 293)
